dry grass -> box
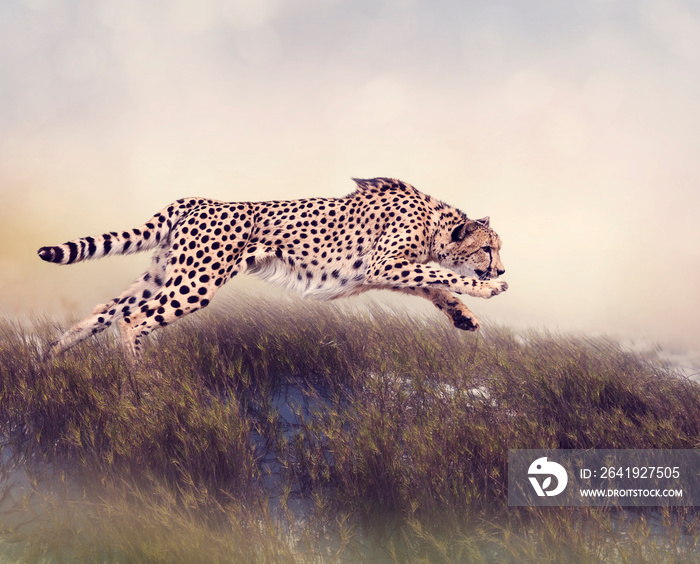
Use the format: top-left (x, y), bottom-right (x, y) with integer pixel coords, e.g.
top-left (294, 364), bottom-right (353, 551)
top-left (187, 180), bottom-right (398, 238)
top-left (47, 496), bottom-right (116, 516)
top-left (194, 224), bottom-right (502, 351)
top-left (1, 295), bottom-right (699, 562)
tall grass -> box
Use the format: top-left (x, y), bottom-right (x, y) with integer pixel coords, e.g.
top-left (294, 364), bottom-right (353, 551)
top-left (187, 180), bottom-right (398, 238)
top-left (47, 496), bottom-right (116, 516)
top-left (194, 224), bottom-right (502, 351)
top-left (1, 295), bottom-right (699, 562)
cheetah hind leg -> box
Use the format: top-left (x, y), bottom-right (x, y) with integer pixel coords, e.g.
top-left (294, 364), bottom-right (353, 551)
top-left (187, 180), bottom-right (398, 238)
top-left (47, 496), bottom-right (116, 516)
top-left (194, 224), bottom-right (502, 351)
top-left (118, 319), bottom-right (139, 359)
top-left (118, 266), bottom-right (231, 361)
top-left (44, 250), bottom-right (168, 360)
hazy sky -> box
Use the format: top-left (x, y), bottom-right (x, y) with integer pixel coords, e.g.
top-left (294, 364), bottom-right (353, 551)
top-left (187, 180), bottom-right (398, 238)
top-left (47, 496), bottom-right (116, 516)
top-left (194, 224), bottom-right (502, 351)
top-left (1, 0), bottom-right (699, 357)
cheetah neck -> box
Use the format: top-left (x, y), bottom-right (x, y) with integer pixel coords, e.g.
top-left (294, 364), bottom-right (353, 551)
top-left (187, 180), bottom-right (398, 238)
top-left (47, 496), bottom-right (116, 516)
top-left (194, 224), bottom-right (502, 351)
top-left (426, 200), bottom-right (467, 262)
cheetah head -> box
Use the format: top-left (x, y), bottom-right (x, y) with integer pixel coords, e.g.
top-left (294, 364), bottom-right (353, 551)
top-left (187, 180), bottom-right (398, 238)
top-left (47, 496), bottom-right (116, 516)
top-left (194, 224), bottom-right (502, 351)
top-left (436, 217), bottom-right (505, 280)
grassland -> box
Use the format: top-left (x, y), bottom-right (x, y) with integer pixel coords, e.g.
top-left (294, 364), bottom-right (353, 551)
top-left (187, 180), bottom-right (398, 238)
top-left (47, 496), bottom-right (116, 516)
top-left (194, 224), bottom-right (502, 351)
top-left (1, 295), bottom-right (699, 563)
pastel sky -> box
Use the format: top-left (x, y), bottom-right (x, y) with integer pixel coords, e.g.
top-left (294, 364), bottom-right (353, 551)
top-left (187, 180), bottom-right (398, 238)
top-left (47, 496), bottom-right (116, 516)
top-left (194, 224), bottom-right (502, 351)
top-left (1, 0), bottom-right (699, 357)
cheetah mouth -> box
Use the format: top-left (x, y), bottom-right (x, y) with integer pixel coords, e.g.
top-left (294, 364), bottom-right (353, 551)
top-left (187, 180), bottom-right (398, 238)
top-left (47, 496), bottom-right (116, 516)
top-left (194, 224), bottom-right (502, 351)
top-left (475, 269), bottom-right (490, 280)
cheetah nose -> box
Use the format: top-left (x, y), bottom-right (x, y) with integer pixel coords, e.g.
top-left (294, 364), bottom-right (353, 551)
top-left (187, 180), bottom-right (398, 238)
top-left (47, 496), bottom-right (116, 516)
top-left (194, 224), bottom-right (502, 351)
top-left (497, 268), bottom-right (505, 276)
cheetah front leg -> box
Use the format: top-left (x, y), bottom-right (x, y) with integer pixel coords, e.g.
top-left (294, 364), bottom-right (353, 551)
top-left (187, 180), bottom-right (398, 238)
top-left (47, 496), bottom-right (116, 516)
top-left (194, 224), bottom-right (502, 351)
top-left (397, 287), bottom-right (481, 331)
top-left (366, 259), bottom-right (508, 299)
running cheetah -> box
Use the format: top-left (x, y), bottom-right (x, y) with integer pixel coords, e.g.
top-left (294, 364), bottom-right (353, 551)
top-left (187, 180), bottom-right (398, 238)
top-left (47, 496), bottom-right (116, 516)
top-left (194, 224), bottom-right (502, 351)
top-left (38, 178), bottom-right (508, 359)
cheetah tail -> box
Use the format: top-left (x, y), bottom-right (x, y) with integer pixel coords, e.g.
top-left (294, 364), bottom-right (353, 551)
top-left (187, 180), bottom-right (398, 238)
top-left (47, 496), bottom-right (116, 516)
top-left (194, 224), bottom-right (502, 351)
top-left (37, 198), bottom-right (202, 265)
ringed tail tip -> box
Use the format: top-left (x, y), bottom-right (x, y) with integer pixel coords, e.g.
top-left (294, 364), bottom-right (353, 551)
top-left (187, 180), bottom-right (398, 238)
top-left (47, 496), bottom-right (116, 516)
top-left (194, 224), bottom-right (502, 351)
top-left (38, 246), bottom-right (63, 263)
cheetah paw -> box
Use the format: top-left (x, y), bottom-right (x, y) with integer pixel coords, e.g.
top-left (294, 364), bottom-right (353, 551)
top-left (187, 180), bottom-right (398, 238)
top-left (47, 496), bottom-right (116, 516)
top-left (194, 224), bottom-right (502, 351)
top-left (451, 309), bottom-right (480, 331)
top-left (483, 279), bottom-right (508, 298)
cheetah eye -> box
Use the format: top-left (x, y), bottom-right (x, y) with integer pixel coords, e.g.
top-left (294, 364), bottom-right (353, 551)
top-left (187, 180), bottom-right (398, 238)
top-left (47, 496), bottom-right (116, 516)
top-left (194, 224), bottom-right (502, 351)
top-left (482, 246), bottom-right (490, 252)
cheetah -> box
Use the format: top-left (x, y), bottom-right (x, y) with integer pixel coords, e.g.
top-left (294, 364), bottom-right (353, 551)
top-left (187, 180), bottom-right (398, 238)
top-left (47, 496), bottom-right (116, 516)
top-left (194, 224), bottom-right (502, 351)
top-left (38, 178), bottom-right (508, 359)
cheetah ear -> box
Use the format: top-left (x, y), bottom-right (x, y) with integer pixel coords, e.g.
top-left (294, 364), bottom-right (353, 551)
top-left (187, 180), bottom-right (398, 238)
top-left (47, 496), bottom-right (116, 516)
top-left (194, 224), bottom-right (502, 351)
top-left (475, 216), bottom-right (490, 227)
top-left (450, 221), bottom-right (479, 242)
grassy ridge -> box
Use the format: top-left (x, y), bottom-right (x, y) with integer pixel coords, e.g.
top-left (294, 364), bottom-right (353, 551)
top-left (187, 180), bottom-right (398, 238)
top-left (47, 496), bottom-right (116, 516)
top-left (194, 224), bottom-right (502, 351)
top-left (1, 296), bottom-right (699, 562)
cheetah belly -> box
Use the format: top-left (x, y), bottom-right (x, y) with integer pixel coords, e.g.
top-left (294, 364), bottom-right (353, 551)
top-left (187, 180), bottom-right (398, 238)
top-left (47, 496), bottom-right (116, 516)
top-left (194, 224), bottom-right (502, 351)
top-left (249, 257), bottom-right (367, 301)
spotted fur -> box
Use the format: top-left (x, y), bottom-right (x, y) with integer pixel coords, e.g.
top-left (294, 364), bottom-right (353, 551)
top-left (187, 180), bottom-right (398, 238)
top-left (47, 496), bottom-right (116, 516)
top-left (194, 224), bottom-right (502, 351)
top-left (38, 178), bottom-right (507, 359)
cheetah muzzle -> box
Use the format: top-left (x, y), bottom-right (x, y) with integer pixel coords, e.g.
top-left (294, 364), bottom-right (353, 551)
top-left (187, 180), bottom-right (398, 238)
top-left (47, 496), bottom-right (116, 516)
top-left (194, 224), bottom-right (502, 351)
top-left (38, 178), bottom-right (508, 359)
